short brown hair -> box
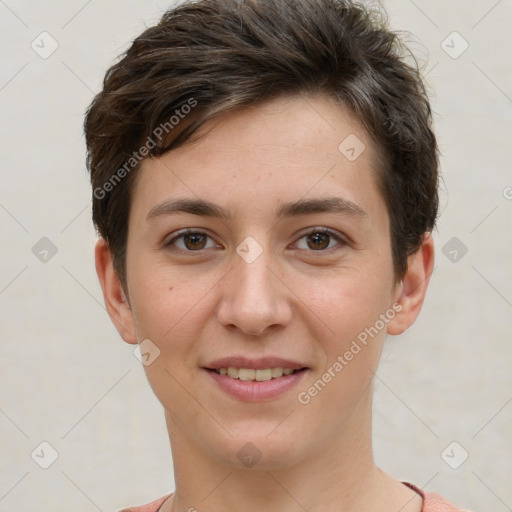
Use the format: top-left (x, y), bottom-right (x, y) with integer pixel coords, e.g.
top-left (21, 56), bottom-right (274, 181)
top-left (84, 0), bottom-right (439, 286)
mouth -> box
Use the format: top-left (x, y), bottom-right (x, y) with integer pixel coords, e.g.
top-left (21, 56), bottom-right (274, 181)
top-left (210, 367), bottom-right (302, 381)
top-left (202, 358), bottom-right (309, 401)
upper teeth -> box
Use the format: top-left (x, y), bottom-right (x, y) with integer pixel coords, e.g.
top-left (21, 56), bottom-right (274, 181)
top-left (215, 367), bottom-right (295, 381)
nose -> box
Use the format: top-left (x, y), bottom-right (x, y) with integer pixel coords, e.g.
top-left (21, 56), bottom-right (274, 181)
top-left (215, 243), bottom-right (293, 336)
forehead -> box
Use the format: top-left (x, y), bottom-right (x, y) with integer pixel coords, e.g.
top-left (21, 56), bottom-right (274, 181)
top-left (130, 93), bottom-right (386, 225)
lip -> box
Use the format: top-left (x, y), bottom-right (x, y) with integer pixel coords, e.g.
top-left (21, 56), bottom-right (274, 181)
top-left (203, 356), bottom-right (306, 371)
top-left (202, 357), bottom-right (309, 402)
top-left (204, 368), bottom-right (308, 401)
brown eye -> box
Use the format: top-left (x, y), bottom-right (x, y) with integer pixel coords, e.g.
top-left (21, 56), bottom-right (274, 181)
top-left (306, 232), bottom-right (331, 250)
top-left (183, 233), bottom-right (207, 250)
top-left (166, 230), bottom-right (218, 252)
top-left (295, 228), bottom-right (346, 252)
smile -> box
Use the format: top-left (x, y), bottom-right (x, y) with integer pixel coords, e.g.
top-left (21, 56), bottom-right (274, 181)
top-left (214, 367), bottom-right (297, 381)
top-left (205, 367), bottom-right (308, 401)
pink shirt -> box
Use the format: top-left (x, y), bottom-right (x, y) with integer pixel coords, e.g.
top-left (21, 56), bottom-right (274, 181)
top-left (118, 482), bottom-right (470, 511)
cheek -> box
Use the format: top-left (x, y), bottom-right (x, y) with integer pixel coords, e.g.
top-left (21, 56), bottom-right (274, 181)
top-left (297, 262), bottom-right (395, 405)
top-left (127, 266), bottom-right (212, 410)
top-left (297, 278), bottom-right (388, 416)
top-left (302, 267), bottom-right (393, 343)
top-left (127, 260), bottom-right (224, 360)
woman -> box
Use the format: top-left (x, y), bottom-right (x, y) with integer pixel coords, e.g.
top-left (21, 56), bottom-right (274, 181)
top-left (85, 1), bottom-right (469, 510)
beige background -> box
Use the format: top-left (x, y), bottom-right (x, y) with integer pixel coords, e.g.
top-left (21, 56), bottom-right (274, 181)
top-left (1, 1), bottom-right (511, 511)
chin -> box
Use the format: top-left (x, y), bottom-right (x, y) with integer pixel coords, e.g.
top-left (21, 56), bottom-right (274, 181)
top-left (207, 424), bottom-right (308, 471)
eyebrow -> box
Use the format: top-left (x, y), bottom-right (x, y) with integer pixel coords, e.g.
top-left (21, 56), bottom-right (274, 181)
top-left (146, 196), bottom-right (367, 222)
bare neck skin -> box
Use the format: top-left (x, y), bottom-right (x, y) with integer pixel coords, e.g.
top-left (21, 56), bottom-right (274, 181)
top-left (160, 386), bottom-right (422, 512)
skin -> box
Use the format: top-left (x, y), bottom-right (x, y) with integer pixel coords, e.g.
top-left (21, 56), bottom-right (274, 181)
top-left (96, 93), bottom-right (434, 512)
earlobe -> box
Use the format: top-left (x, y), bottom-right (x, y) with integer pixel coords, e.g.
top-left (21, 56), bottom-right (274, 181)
top-left (95, 237), bottom-right (138, 345)
top-left (387, 233), bottom-right (435, 336)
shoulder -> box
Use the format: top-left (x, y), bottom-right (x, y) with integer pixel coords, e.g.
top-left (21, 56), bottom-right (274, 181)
top-left (117, 494), bottom-right (173, 512)
top-left (423, 491), bottom-right (471, 512)
top-left (403, 482), bottom-right (472, 512)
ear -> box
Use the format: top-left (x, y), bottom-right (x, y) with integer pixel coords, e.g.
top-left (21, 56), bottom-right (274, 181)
top-left (387, 232), bottom-right (435, 336)
top-left (95, 237), bottom-right (138, 345)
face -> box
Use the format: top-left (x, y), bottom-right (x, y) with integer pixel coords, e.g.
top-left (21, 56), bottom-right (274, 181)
top-left (97, 93), bottom-right (432, 471)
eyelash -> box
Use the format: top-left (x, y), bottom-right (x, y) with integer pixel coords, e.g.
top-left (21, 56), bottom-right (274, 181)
top-left (165, 227), bottom-right (347, 255)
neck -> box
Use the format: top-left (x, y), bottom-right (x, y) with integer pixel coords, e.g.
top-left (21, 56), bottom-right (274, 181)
top-left (161, 387), bottom-right (422, 512)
